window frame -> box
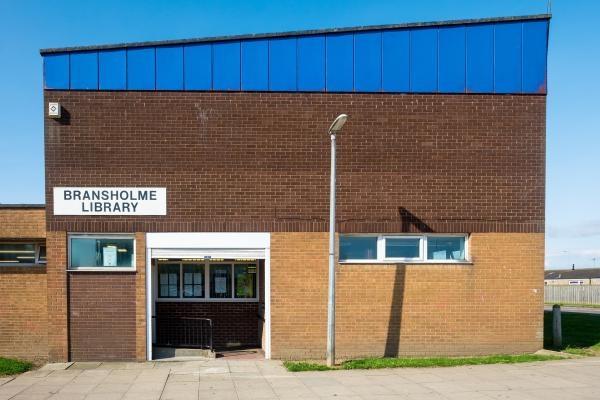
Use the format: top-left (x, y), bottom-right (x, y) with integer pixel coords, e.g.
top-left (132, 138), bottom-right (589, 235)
top-left (0, 242), bottom-right (46, 267)
top-left (67, 233), bottom-right (136, 271)
top-left (339, 234), bottom-right (469, 264)
top-left (155, 259), bottom-right (259, 303)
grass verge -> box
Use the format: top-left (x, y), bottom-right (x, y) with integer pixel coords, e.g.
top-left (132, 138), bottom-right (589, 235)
top-left (544, 310), bottom-right (600, 355)
top-left (284, 354), bottom-right (563, 372)
top-left (0, 358), bottom-right (33, 376)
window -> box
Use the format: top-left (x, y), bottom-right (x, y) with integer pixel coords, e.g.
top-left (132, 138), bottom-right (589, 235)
top-left (37, 245), bottom-right (47, 264)
top-left (183, 264), bottom-right (204, 298)
top-left (385, 237), bottom-right (421, 260)
top-left (159, 264), bottom-right (180, 298)
top-left (234, 264), bottom-right (257, 299)
top-left (210, 264), bottom-right (232, 298)
top-left (69, 235), bottom-right (135, 270)
top-left (427, 236), bottom-right (465, 261)
top-left (339, 234), bottom-right (468, 263)
top-left (156, 261), bottom-right (259, 301)
top-left (0, 243), bottom-right (45, 266)
top-left (339, 236), bottom-right (377, 261)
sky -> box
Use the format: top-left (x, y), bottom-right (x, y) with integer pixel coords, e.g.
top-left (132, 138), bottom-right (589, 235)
top-left (0, 0), bottom-right (598, 269)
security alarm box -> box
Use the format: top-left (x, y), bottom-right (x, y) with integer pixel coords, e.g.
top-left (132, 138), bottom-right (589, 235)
top-left (48, 102), bottom-right (61, 118)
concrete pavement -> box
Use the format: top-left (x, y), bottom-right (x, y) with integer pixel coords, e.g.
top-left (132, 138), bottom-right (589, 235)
top-left (1, 357), bottom-right (600, 399)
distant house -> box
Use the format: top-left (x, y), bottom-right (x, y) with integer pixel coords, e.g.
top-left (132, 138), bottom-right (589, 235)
top-left (544, 268), bottom-right (600, 286)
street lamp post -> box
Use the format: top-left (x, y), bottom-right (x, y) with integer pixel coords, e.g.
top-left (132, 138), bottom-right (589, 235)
top-left (326, 114), bottom-right (348, 367)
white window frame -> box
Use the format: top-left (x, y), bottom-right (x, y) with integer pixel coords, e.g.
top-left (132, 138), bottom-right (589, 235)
top-left (381, 235), bottom-right (424, 262)
top-left (67, 233), bottom-right (136, 271)
top-left (339, 234), bottom-right (470, 264)
top-left (156, 259), bottom-right (259, 303)
top-left (0, 242), bottom-right (46, 267)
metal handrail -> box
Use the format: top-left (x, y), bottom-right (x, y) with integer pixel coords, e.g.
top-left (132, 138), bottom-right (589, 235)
top-left (152, 316), bottom-right (213, 351)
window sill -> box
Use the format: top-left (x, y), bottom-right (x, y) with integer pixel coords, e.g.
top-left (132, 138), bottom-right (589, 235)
top-left (67, 267), bottom-right (136, 272)
top-left (338, 260), bottom-right (473, 266)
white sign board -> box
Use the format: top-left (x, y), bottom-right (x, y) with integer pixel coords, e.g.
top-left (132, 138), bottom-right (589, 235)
top-left (53, 187), bottom-right (167, 215)
top-left (102, 246), bottom-right (117, 266)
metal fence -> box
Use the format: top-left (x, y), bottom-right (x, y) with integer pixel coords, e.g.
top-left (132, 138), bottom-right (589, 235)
top-left (153, 316), bottom-right (213, 350)
top-left (544, 285), bottom-right (600, 305)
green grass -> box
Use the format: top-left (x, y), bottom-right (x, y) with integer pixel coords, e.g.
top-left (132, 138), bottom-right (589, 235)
top-left (283, 361), bottom-right (334, 372)
top-left (283, 354), bottom-right (563, 372)
top-left (0, 358), bottom-right (32, 376)
top-left (544, 310), bottom-right (600, 355)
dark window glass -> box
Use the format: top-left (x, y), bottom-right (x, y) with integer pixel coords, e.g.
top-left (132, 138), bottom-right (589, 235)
top-left (158, 264), bottom-right (180, 298)
top-left (339, 236), bottom-right (378, 260)
top-left (183, 264), bottom-right (204, 298)
top-left (385, 238), bottom-right (420, 259)
top-left (38, 245), bottom-right (47, 263)
top-left (70, 237), bottom-right (134, 268)
top-left (427, 236), bottom-right (466, 261)
top-left (234, 264), bottom-right (257, 299)
top-left (0, 243), bottom-right (36, 265)
top-left (210, 264), bottom-right (232, 298)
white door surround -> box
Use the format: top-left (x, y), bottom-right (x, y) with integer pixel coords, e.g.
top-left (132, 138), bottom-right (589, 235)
top-left (145, 232), bottom-right (271, 360)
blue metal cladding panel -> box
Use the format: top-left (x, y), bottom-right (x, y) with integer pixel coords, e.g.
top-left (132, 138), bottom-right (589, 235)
top-left (326, 33), bottom-right (354, 92)
top-left (522, 20), bottom-right (548, 93)
top-left (99, 49), bottom-right (126, 90)
top-left (269, 38), bottom-right (297, 91)
top-left (241, 40), bottom-right (268, 91)
top-left (70, 51), bottom-right (98, 90)
top-left (494, 22), bottom-right (522, 93)
top-left (184, 44), bottom-right (212, 90)
top-left (410, 28), bottom-right (438, 92)
top-left (354, 32), bottom-right (382, 92)
top-left (44, 53), bottom-right (70, 89)
top-left (297, 35), bottom-right (325, 91)
top-left (213, 41), bottom-right (241, 91)
top-left (466, 24), bottom-right (494, 93)
top-left (127, 48), bottom-right (155, 90)
top-left (156, 46), bottom-right (183, 90)
top-left (438, 27), bottom-right (465, 93)
top-left (381, 30), bottom-right (409, 92)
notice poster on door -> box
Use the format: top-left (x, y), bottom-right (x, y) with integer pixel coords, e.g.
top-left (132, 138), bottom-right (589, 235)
top-left (215, 277), bottom-right (227, 294)
top-left (103, 245), bottom-right (117, 267)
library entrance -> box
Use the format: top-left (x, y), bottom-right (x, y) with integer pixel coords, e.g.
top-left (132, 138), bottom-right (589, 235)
top-left (145, 233), bottom-right (271, 360)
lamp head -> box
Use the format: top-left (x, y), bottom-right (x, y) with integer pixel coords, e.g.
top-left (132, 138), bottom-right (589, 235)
top-left (328, 114), bottom-right (348, 134)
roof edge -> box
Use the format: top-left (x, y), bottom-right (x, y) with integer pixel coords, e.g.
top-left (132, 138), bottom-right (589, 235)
top-left (40, 13), bottom-right (551, 55)
top-left (0, 204), bottom-right (45, 209)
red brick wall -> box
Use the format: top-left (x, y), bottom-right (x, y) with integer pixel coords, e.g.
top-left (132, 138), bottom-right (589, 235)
top-left (155, 302), bottom-right (260, 349)
top-left (44, 92), bottom-right (545, 234)
top-left (68, 272), bottom-right (137, 361)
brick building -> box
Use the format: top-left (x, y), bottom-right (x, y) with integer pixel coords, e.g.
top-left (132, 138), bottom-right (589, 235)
top-left (0, 14), bottom-right (549, 362)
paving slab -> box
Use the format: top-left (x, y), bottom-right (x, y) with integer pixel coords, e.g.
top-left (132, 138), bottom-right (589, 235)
top-left (4, 357), bottom-right (600, 399)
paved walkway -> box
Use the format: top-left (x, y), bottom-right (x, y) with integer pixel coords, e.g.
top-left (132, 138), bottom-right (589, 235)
top-left (1, 357), bottom-right (600, 400)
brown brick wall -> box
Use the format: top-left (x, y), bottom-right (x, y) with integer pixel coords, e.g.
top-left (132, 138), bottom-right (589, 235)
top-left (0, 208), bottom-right (46, 239)
top-left (46, 231), bottom-right (68, 362)
top-left (44, 91), bottom-right (545, 234)
top-left (0, 267), bottom-right (48, 361)
top-left (155, 302), bottom-right (260, 349)
top-left (0, 207), bottom-right (48, 361)
top-left (68, 272), bottom-right (137, 361)
top-left (270, 232), bottom-right (544, 360)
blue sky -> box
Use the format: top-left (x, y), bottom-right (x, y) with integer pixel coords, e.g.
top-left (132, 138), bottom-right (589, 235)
top-left (0, 1), bottom-right (598, 269)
